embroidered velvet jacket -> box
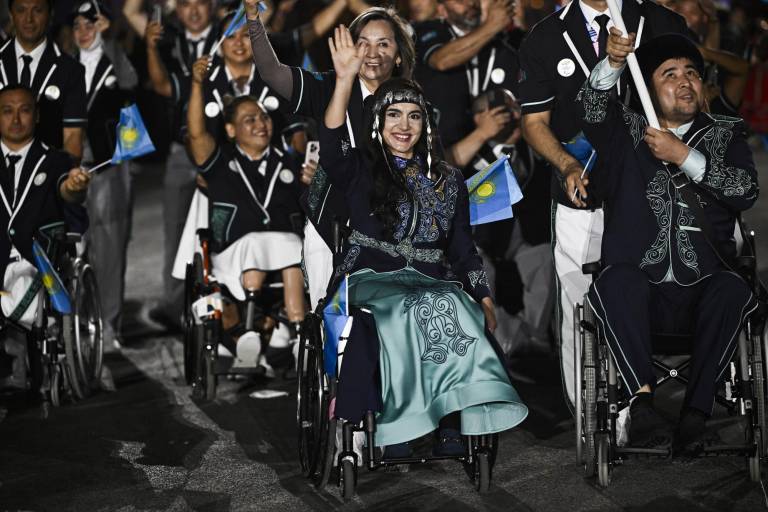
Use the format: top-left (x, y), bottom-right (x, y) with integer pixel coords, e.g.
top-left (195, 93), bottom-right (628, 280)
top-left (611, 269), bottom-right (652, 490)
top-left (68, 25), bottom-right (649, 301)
top-left (318, 125), bottom-right (491, 303)
top-left (577, 81), bottom-right (759, 285)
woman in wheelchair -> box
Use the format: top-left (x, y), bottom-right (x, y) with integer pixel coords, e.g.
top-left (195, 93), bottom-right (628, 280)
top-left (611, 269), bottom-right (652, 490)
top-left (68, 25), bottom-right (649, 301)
top-left (317, 26), bottom-right (527, 456)
top-left (186, 57), bottom-right (307, 372)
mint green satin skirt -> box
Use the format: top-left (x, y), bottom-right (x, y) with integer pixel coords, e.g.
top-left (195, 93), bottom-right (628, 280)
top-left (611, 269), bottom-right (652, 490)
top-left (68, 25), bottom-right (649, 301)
top-left (347, 267), bottom-right (528, 446)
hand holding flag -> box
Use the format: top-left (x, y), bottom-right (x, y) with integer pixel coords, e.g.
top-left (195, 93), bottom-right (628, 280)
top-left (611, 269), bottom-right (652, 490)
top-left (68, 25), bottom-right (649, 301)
top-left (465, 156), bottom-right (523, 225)
top-left (209, 2), bottom-right (267, 56)
top-left (88, 104), bottom-right (156, 174)
top-left (322, 275), bottom-right (349, 378)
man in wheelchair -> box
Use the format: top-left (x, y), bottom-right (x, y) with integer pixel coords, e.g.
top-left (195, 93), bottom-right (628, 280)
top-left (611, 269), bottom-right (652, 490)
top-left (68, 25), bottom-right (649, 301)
top-left (0, 85), bottom-right (92, 389)
top-left (186, 56), bottom-right (307, 373)
top-left (572, 32), bottom-right (759, 453)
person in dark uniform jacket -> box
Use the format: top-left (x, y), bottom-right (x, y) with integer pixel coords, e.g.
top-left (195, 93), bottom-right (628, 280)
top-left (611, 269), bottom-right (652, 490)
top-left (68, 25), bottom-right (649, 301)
top-left (244, 1), bottom-right (417, 310)
top-left (143, 0), bottom-right (218, 329)
top-left (1, 0), bottom-right (87, 160)
top-left (187, 56), bottom-right (307, 371)
top-left (0, 85), bottom-right (92, 389)
top-left (578, 33), bottom-right (758, 452)
top-left (167, 11), bottom-right (289, 146)
top-left (517, 0), bottom-right (689, 408)
top-left (413, 0), bottom-right (517, 152)
top-left (69, 0), bottom-right (137, 351)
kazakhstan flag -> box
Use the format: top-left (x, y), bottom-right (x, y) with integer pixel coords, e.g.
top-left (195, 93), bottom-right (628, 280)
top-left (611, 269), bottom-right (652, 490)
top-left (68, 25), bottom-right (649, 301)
top-left (562, 132), bottom-right (596, 173)
top-left (222, 3), bottom-right (247, 37)
top-left (111, 104), bottom-right (156, 164)
top-left (31, 240), bottom-right (72, 315)
top-left (322, 275), bottom-right (349, 378)
top-left (465, 156), bottom-right (523, 225)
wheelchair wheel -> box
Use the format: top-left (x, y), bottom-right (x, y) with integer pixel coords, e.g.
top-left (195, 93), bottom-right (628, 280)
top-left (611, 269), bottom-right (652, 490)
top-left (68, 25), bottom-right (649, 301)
top-left (62, 314), bottom-right (85, 400)
top-left (475, 451), bottom-right (491, 494)
top-left (339, 458), bottom-right (357, 500)
top-left (50, 363), bottom-right (62, 407)
top-left (758, 324), bottom-right (768, 456)
top-left (183, 258), bottom-right (203, 385)
top-left (749, 428), bottom-right (762, 482)
top-left (582, 303), bottom-right (598, 478)
top-left (597, 433), bottom-right (611, 487)
top-left (72, 262), bottom-right (103, 392)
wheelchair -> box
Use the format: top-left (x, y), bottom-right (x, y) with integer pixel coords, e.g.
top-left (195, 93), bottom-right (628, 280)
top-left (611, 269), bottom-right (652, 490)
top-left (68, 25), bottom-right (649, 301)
top-left (182, 228), bottom-right (301, 401)
top-left (295, 238), bottom-right (499, 498)
top-left (9, 231), bottom-right (104, 410)
top-left (574, 258), bottom-right (768, 487)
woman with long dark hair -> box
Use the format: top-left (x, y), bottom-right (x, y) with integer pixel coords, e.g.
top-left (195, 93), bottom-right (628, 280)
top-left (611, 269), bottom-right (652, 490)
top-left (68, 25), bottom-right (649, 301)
top-left (243, 0), bottom-right (417, 310)
top-left (318, 25), bottom-right (527, 456)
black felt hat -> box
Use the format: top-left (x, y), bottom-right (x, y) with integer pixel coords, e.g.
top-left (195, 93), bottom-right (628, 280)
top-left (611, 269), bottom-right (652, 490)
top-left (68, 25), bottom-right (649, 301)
top-left (635, 33), bottom-right (704, 83)
top-left (69, 1), bottom-right (111, 25)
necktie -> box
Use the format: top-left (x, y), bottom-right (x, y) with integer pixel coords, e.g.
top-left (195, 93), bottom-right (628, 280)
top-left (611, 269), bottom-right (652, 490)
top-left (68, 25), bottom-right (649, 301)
top-left (595, 14), bottom-right (611, 59)
top-left (188, 39), bottom-right (201, 62)
top-left (5, 154), bottom-right (21, 205)
top-left (19, 55), bottom-right (32, 87)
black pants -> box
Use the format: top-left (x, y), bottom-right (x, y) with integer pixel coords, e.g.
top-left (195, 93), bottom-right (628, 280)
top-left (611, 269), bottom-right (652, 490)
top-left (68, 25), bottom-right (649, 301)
top-left (589, 264), bottom-right (756, 414)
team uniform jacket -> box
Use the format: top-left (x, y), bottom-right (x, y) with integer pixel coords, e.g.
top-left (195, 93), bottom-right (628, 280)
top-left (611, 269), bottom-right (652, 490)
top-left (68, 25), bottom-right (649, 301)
top-left (413, 19), bottom-right (520, 148)
top-left (0, 139), bottom-right (74, 279)
top-left (0, 39), bottom-right (87, 151)
top-left (517, 0), bottom-right (689, 205)
top-left (577, 80), bottom-right (759, 284)
top-left (197, 143), bottom-right (304, 252)
top-left (172, 59), bottom-right (288, 144)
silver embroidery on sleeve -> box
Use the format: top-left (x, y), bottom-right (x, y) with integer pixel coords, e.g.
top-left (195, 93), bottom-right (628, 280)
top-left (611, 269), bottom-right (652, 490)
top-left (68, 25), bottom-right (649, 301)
top-left (577, 84), bottom-right (610, 124)
top-left (701, 126), bottom-right (756, 198)
top-left (467, 269), bottom-right (490, 290)
top-left (640, 170), bottom-right (671, 270)
top-left (620, 105), bottom-right (647, 148)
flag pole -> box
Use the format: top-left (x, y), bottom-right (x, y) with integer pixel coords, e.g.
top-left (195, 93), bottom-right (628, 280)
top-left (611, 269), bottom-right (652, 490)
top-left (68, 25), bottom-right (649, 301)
top-left (605, 0), bottom-right (660, 129)
top-left (87, 159), bottom-right (113, 174)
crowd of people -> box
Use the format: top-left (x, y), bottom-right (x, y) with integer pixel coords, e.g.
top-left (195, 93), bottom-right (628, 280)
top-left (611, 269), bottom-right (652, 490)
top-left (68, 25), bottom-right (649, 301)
top-left (0, 0), bottom-right (766, 460)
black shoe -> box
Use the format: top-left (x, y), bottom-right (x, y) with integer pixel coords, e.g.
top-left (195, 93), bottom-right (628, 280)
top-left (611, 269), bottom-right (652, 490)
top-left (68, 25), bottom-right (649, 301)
top-left (433, 428), bottom-right (466, 457)
top-left (673, 408), bottom-right (712, 457)
top-left (629, 399), bottom-right (673, 450)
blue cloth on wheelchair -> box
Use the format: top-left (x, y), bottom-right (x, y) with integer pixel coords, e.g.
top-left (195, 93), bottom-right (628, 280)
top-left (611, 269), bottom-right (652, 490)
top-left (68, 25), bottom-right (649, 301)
top-left (346, 267), bottom-right (528, 446)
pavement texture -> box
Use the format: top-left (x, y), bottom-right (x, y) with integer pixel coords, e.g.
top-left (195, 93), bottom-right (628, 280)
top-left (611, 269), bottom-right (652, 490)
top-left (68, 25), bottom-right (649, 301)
top-left (3, 146), bottom-right (768, 511)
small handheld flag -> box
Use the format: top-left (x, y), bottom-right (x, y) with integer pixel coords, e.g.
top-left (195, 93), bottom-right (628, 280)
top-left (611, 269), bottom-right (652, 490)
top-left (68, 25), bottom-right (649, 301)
top-left (209, 2), bottom-right (267, 56)
top-left (322, 275), bottom-right (349, 378)
top-left (88, 104), bottom-right (156, 174)
top-left (465, 156), bottom-right (523, 225)
top-left (31, 240), bottom-right (72, 315)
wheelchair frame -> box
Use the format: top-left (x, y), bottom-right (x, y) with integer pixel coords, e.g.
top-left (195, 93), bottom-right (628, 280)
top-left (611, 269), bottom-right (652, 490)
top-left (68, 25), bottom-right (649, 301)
top-left (182, 229), bottom-right (297, 401)
top-left (574, 262), bottom-right (768, 487)
top-left (24, 233), bottom-right (104, 410)
top-left (295, 304), bottom-right (499, 499)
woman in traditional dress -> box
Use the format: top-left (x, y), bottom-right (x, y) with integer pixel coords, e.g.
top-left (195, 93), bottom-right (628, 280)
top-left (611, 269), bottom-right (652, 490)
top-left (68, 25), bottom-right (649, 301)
top-left (320, 25), bottom-right (527, 456)
top-left (186, 55), bottom-right (307, 371)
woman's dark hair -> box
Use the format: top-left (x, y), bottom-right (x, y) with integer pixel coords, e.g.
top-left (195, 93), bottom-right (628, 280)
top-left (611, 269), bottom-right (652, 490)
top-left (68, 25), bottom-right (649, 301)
top-left (349, 7), bottom-right (416, 80)
top-left (223, 96), bottom-right (268, 132)
top-left (365, 78), bottom-right (448, 239)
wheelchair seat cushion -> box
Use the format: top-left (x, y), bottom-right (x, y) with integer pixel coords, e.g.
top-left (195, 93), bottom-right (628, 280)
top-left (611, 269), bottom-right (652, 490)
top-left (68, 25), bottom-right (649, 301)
top-left (211, 231), bottom-right (301, 301)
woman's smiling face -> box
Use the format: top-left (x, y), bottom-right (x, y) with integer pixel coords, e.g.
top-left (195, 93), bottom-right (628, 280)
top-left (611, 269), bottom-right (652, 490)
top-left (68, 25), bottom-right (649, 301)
top-left (356, 20), bottom-right (401, 84)
top-left (381, 102), bottom-right (423, 159)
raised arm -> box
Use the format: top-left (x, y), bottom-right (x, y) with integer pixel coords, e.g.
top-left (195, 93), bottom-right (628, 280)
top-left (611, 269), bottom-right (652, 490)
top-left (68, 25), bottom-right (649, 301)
top-left (187, 57), bottom-right (217, 167)
top-left (123, 0), bottom-right (148, 37)
top-left (146, 21), bottom-right (172, 98)
top-left (306, 0), bottom-right (347, 45)
top-left (428, 0), bottom-right (512, 72)
top-left (245, 0), bottom-right (294, 101)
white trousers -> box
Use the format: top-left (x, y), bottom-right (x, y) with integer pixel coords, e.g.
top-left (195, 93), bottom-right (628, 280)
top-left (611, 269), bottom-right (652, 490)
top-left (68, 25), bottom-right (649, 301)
top-left (303, 222), bottom-right (334, 311)
top-left (553, 204), bottom-right (604, 407)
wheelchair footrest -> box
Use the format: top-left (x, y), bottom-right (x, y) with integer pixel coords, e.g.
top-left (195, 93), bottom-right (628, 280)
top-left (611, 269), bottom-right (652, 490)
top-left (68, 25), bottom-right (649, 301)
top-left (376, 454), bottom-right (469, 467)
top-left (616, 446), bottom-right (670, 457)
top-left (700, 444), bottom-right (754, 456)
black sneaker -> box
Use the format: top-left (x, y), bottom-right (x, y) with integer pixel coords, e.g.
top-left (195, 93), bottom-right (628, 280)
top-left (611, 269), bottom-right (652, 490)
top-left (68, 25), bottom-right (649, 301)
top-left (629, 404), bottom-right (673, 449)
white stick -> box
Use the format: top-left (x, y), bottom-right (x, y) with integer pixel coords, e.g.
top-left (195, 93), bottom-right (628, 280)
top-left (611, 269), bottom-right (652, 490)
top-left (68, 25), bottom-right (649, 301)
top-left (208, 34), bottom-right (226, 57)
top-left (87, 159), bottom-right (113, 174)
top-left (570, 149), bottom-right (597, 203)
top-left (605, 0), bottom-right (660, 130)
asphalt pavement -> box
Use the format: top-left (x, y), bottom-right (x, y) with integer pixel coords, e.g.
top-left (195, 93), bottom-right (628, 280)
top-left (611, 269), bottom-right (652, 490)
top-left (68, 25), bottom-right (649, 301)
top-left (2, 146), bottom-right (768, 511)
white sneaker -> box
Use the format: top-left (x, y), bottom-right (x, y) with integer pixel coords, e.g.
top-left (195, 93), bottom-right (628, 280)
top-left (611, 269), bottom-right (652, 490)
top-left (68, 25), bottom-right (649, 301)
top-left (258, 354), bottom-right (275, 379)
top-left (231, 331), bottom-right (261, 369)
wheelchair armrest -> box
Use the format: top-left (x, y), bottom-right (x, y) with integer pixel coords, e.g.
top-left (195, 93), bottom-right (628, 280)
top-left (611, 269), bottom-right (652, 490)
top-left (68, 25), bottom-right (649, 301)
top-left (581, 261), bottom-right (602, 276)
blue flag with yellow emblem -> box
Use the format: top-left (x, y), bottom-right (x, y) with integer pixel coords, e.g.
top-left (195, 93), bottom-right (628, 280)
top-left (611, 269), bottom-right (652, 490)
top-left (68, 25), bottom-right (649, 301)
top-left (322, 275), bottom-right (349, 378)
top-left (465, 156), bottom-right (523, 225)
top-left (111, 104), bottom-right (156, 164)
top-left (32, 240), bottom-right (72, 315)
top-left (562, 132), bottom-right (596, 174)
